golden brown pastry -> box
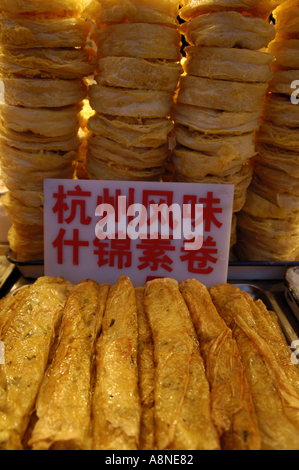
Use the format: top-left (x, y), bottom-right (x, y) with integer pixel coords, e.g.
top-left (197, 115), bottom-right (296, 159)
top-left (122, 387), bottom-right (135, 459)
top-left (29, 281), bottom-right (109, 451)
top-left (135, 287), bottom-right (156, 451)
top-left (91, 275), bottom-right (141, 451)
top-left (0, 14), bottom-right (92, 48)
top-left (179, 0), bottom-right (264, 20)
top-left (273, 0), bottom-right (299, 39)
top-left (268, 69), bottom-right (299, 95)
top-left (1, 76), bottom-right (88, 108)
top-left (209, 284), bottom-right (299, 450)
top-left (97, 57), bottom-right (183, 92)
top-left (268, 39), bottom-right (299, 68)
top-left (172, 102), bottom-right (260, 135)
top-left (179, 279), bottom-right (261, 450)
top-left (177, 75), bottom-right (268, 113)
top-left (144, 278), bottom-right (221, 451)
top-left (183, 46), bottom-right (274, 83)
top-left (88, 114), bottom-right (173, 149)
top-left (0, 277), bottom-right (72, 450)
top-left (0, 102), bottom-right (83, 137)
top-left (0, 0), bottom-right (86, 17)
top-left (260, 93), bottom-right (299, 128)
top-left (88, 135), bottom-right (169, 170)
top-left (89, 85), bottom-right (174, 119)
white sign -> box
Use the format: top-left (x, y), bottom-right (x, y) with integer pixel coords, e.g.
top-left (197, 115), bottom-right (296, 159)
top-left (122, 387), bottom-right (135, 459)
top-left (44, 180), bottom-right (234, 287)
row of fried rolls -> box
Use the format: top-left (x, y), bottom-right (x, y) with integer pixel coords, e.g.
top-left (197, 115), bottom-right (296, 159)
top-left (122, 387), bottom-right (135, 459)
top-left (171, 0), bottom-right (277, 250)
top-left (1, 274), bottom-right (299, 450)
top-left (236, 0), bottom-right (299, 261)
top-left (0, 0), bottom-right (97, 261)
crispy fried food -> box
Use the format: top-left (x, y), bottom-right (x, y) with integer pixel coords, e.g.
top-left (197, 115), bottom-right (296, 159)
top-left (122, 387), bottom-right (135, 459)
top-left (91, 275), bottom-right (141, 451)
top-left (83, 0), bottom-right (180, 26)
top-left (0, 102), bottom-right (83, 137)
top-left (209, 284), bottom-right (299, 450)
top-left (174, 125), bottom-right (255, 157)
top-left (260, 93), bottom-right (299, 128)
top-left (0, 46), bottom-right (97, 80)
top-left (93, 23), bottom-right (181, 61)
top-left (172, 102), bottom-right (260, 135)
top-left (268, 69), bottom-right (299, 95)
top-left (0, 14), bottom-right (92, 48)
top-left (88, 135), bottom-right (169, 170)
top-left (0, 0), bottom-right (86, 17)
top-left (1, 192), bottom-right (43, 226)
top-left (183, 46), bottom-right (274, 83)
top-left (179, 11), bottom-right (275, 50)
top-left (144, 278), bottom-right (220, 451)
top-left (273, 0), bottom-right (299, 39)
top-left (135, 287), bottom-right (155, 451)
top-left (256, 120), bottom-right (299, 152)
top-left (179, 0), bottom-right (264, 20)
top-left (0, 277), bottom-right (72, 450)
top-left (89, 85), bottom-right (174, 119)
top-left (177, 75), bottom-right (268, 113)
top-left (7, 224), bottom-right (44, 261)
top-left (86, 156), bottom-right (166, 182)
top-left (179, 279), bottom-right (261, 450)
top-left (0, 143), bottom-right (78, 173)
top-left (29, 281), bottom-right (110, 451)
top-left (175, 164), bottom-right (253, 213)
top-left (88, 114), bottom-right (173, 149)
top-left (0, 122), bottom-right (82, 151)
top-left (268, 39), bottom-right (299, 69)
top-left (256, 142), bottom-right (299, 179)
top-left (172, 144), bottom-right (253, 180)
top-left (96, 58), bottom-right (182, 92)
top-left (2, 76), bottom-right (87, 108)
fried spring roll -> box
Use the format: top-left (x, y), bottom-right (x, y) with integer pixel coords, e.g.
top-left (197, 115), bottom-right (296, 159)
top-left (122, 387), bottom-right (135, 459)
top-left (144, 278), bottom-right (220, 451)
top-left (210, 284), bottom-right (299, 451)
top-left (0, 277), bottom-right (72, 450)
top-left (135, 286), bottom-right (156, 450)
top-left (92, 275), bottom-right (141, 450)
top-left (0, 286), bottom-right (31, 338)
top-left (29, 280), bottom-right (109, 451)
top-left (179, 279), bottom-right (261, 450)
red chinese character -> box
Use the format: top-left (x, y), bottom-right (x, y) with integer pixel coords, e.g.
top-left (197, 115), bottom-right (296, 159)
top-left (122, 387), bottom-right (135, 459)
top-left (142, 190), bottom-right (175, 229)
top-left (180, 236), bottom-right (218, 274)
top-left (137, 238), bottom-right (175, 273)
top-left (53, 228), bottom-right (89, 266)
top-left (64, 185), bottom-right (92, 225)
top-left (52, 185), bottom-right (68, 224)
top-left (97, 188), bottom-right (135, 223)
top-left (199, 192), bottom-right (223, 232)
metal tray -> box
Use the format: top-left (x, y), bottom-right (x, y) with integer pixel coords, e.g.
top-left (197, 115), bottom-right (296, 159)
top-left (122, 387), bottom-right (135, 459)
top-left (0, 245), bottom-right (16, 292)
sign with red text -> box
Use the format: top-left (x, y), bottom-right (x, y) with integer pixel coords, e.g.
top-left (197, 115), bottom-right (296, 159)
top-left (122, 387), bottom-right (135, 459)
top-left (44, 180), bottom-right (234, 287)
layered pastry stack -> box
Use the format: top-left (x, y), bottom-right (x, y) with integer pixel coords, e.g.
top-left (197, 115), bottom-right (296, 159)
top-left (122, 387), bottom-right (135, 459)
top-left (236, 0), bottom-right (299, 261)
top-left (83, 0), bottom-right (183, 182)
top-left (172, 0), bottom-right (276, 249)
top-left (0, 0), bottom-right (96, 261)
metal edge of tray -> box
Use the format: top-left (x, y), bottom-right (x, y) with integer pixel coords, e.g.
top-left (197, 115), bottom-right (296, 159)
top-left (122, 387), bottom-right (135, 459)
top-left (233, 283), bottom-right (299, 346)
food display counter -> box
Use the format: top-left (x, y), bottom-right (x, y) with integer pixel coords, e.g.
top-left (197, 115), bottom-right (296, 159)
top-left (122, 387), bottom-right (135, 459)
top-left (1, 0), bottom-right (299, 454)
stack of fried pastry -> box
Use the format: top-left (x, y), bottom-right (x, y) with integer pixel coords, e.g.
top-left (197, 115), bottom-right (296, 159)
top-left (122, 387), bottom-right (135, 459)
top-left (0, 0), bottom-right (96, 261)
top-left (82, 0), bottom-right (183, 182)
top-left (172, 0), bottom-right (276, 249)
top-left (1, 275), bottom-right (299, 450)
top-left (236, 0), bottom-right (299, 261)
